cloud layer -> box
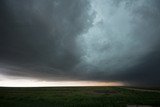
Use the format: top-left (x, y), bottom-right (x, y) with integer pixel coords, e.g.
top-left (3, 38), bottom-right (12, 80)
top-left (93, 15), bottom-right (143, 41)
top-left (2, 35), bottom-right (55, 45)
top-left (0, 0), bottom-right (160, 86)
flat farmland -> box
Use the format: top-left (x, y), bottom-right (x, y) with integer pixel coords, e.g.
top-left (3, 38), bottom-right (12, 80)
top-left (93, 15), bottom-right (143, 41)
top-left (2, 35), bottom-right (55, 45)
top-left (0, 87), bottom-right (160, 107)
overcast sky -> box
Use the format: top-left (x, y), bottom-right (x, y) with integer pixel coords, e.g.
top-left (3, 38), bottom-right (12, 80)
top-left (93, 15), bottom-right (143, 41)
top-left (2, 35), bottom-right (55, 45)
top-left (0, 0), bottom-right (160, 87)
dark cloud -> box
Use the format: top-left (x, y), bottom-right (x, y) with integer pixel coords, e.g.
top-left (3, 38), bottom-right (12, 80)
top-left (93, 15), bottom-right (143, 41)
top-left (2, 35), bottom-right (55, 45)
top-left (0, 0), bottom-right (160, 87)
top-left (0, 0), bottom-right (93, 76)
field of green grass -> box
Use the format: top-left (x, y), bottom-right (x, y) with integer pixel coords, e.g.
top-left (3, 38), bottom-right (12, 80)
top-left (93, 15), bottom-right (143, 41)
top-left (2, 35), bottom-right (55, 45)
top-left (0, 87), bottom-right (160, 107)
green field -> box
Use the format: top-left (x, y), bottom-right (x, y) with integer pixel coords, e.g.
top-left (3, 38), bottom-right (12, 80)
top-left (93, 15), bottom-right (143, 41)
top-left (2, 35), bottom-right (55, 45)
top-left (0, 87), bottom-right (160, 107)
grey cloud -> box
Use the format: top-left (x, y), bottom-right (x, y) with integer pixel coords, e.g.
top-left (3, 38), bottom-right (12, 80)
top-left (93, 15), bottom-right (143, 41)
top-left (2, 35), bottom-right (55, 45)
top-left (0, 0), bottom-right (160, 87)
top-left (0, 0), bottom-right (93, 73)
top-left (75, 0), bottom-right (160, 86)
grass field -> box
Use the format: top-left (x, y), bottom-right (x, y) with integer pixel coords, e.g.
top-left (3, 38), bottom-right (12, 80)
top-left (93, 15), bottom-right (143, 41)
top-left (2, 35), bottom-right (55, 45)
top-left (0, 87), bottom-right (160, 107)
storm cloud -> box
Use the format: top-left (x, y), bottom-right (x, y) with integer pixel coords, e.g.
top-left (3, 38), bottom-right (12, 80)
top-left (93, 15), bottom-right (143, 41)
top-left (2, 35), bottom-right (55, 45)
top-left (0, 0), bottom-right (160, 86)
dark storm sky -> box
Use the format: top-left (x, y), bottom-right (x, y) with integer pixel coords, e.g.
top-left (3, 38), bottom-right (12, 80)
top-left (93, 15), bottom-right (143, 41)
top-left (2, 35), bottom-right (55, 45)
top-left (0, 0), bottom-right (160, 86)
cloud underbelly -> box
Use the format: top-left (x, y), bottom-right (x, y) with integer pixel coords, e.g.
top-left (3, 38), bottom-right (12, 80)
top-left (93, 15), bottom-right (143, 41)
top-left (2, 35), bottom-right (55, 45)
top-left (77, 0), bottom-right (160, 73)
top-left (0, 0), bottom-right (160, 86)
